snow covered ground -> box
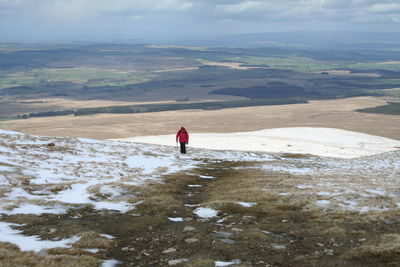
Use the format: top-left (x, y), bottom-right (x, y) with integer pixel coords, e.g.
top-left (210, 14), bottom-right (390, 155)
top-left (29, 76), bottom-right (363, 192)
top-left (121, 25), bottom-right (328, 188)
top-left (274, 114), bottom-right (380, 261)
top-left (115, 127), bottom-right (400, 158)
top-left (0, 129), bottom-right (267, 256)
top-left (0, 128), bottom-right (399, 264)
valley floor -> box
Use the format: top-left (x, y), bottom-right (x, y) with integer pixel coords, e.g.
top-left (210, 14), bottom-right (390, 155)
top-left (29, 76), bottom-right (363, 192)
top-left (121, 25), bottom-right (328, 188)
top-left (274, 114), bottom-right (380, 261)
top-left (1, 97), bottom-right (400, 140)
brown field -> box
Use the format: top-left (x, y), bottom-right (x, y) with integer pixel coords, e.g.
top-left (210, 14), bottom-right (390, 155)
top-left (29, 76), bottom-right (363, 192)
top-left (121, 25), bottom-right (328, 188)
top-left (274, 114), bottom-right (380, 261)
top-left (1, 97), bottom-right (399, 140)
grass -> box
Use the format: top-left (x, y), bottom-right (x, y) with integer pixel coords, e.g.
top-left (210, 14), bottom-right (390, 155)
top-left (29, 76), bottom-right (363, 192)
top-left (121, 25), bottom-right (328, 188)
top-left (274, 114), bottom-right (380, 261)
top-left (343, 234), bottom-right (400, 264)
top-left (0, 118), bottom-right (14, 122)
top-left (0, 68), bottom-right (156, 89)
top-left (1, 159), bottom-right (399, 266)
top-left (0, 242), bottom-right (100, 267)
top-left (356, 102), bottom-right (400, 115)
top-left (345, 62), bottom-right (400, 71)
top-left (240, 56), bottom-right (337, 72)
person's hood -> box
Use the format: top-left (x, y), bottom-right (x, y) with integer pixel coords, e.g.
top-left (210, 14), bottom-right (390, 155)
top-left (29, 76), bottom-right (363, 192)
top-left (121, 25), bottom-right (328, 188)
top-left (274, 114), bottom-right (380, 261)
top-left (180, 127), bottom-right (186, 132)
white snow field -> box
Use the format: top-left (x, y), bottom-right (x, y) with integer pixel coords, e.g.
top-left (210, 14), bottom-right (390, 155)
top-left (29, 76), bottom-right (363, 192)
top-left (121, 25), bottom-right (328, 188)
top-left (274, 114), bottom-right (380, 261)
top-left (0, 128), bottom-right (399, 264)
top-left (115, 127), bottom-right (400, 158)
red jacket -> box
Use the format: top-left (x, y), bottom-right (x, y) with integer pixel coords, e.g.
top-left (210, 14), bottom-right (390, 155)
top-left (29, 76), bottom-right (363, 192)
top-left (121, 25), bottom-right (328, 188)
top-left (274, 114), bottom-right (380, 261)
top-left (176, 127), bottom-right (189, 143)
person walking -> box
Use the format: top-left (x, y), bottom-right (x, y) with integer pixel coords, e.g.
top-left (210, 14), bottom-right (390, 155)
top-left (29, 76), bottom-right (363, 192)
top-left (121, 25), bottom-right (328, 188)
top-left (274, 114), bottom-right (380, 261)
top-left (176, 126), bottom-right (189, 154)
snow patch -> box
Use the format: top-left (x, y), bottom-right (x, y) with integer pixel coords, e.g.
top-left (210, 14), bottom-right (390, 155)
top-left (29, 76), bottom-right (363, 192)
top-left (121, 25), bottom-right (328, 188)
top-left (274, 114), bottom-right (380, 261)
top-left (115, 127), bottom-right (400, 158)
top-left (3, 203), bottom-right (68, 215)
top-left (316, 200), bottom-right (331, 207)
top-left (199, 175), bottom-right (215, 179)
top-left (0, 222), bottom-right (79, 252)
top-left (102, 259), bottom-right (120, 267)
top-left (168, 217), bottom-right (184, 222)
top-left (296, 184), bottom-right (314, 189)
top-left (188, 184), bottom-right (202, 188)
top-left (235, 202), bottom-right (257, 207)
top-left (193, 207), bottom-right (219, 218)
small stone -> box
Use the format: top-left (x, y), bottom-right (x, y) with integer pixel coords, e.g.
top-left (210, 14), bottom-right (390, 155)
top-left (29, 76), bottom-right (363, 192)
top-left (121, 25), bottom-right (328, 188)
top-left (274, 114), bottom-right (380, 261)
top-left (316, 243), bottom-right (325, 247)
top-left (231, 228), bottom-right (243, 233)
top-left (183, 226), bottom-right (196, 232)
top-left (162, 248), bottom-right (177, 254)
top-left (122, 247), bottom-right (130, 251)
top-left (358, 238), bottom-right (367, 242)
top-left (324, 249), bottom-right (334, 256)
top-left (281, 219), bottom-right (288, 223)
top-left (219, 238), bottom-right (235, 244)
top-left (271, 243), bottom-right (286, 250)
top-left (214, 231), bottom-right (234, 238)
top-left (185, 238), bottom-right (199, 244)
top-left (168, 258), bottom-right (189, 265)
top-left (384, 219), bottom-right (395, 225)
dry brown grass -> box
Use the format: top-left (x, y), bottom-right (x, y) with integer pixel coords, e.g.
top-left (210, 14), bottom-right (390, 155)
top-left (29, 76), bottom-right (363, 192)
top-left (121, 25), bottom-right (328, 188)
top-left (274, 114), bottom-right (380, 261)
top-left (134, 173), bottom-right (197, 217)
top-left (185, 258), bottom-right (215, 267)
top-left (2, 97), bottom-right (400, 140)
top-left (0, 242), bottom-right (100, 267)
top-left (202, 166), bottom-right (313, 217)
top-left (72, 232), bottom-right (115, 250)
top-left (343, 234), bottom-right (400, 263)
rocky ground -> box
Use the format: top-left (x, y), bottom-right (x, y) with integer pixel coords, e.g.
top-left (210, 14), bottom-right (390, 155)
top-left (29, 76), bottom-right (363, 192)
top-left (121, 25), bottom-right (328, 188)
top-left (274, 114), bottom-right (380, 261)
top-left (0, 130), bottom-right (399, 266)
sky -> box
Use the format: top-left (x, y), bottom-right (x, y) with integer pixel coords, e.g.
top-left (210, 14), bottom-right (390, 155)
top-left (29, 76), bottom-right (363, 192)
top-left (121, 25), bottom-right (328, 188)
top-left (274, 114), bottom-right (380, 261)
top-left (0, 0), bottom-right (399, 42)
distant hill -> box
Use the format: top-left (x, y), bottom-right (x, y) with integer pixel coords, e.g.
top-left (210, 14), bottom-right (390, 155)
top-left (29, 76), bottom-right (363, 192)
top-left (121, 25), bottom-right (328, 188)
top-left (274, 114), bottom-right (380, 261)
top-left (166, 31), bottom-right (400, 49)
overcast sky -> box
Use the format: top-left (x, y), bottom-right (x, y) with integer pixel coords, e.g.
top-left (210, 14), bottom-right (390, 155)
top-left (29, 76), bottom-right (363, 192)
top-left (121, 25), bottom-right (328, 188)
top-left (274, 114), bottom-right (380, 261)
top-left (0, 0), bottom-right (399, 42)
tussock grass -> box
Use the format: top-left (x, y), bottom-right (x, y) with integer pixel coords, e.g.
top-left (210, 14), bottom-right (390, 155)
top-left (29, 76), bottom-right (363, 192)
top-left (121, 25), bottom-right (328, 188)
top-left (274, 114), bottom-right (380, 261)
top-left (203, 167), bottom-right (311, 216)
top-left (185, 258), bottom-right (214, 267)
top-left (0, 242), bottom-right (100, 267)
top-left (73, 231), bottom-right (114, 250)
top-left (322, 226), bottom-right (347, 237)
top-left (279, 153), bottom-right (311, 159)
top-left (344, 234), bottom-right (400, 263)
top-left (23, 182), bottom-right (73, 194)
top-left (46, 247), bottom-right (103, 257)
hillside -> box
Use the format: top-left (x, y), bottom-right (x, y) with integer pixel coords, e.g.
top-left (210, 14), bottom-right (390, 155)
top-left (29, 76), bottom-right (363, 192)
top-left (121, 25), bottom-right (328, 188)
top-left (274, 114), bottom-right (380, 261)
top-left (0, 129), bottom-right (399, 266)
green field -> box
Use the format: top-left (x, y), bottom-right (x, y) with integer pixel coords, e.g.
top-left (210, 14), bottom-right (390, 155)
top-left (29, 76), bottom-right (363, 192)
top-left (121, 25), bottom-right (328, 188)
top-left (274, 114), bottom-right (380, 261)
top-left (1, 43), bottom-right (400, 118)
top-left (240, 56), bottom-right (337, 72)
top-left (356, 102), bottom-right (400, 115)
top-left (0, 68), bottom-right (156, 89)
top-left (345, 62), bottom-right (400, 71)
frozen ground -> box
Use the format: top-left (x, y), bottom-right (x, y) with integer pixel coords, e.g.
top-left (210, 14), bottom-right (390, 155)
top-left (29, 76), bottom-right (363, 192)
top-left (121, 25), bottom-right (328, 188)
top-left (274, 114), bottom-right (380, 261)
top-left (115, 127), bottom-right (400, 158)
top-left (0, 128), bottom-right (399, 265)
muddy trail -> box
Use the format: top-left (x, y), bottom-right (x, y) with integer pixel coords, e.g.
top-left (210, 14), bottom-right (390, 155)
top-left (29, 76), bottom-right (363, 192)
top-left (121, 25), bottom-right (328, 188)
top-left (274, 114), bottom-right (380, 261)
top-left (3, 160), bottom-right (399, 266)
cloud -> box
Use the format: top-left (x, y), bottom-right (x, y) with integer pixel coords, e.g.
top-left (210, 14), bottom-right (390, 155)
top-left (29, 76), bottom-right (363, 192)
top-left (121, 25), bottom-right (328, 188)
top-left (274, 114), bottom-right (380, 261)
top-left (0, 0), bottom-right (399, 42)
top-left (369, 3), bottom-right (400, 13)
top-left (215, 1), bottom-right (267, 14)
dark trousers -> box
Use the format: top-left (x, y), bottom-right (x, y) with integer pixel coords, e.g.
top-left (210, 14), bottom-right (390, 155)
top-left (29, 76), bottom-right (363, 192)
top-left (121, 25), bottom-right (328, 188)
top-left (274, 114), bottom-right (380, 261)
top-left (180, 142), bottom-right (187, 154)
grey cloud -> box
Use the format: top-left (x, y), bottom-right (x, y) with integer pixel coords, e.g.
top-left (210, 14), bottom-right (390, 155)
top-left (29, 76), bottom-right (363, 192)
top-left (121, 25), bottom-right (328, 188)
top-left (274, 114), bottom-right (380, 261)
top-left (0, 0), bottom-right (399, 42)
